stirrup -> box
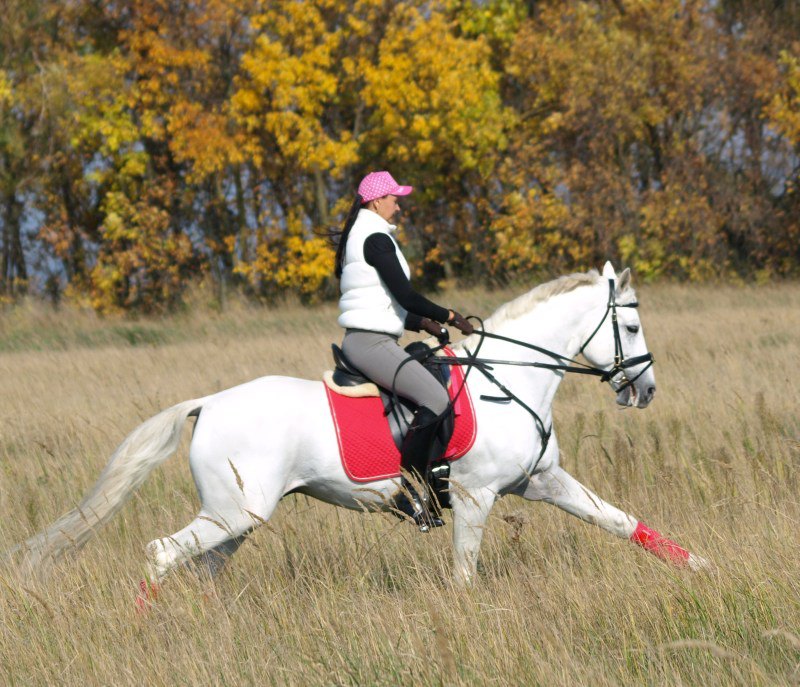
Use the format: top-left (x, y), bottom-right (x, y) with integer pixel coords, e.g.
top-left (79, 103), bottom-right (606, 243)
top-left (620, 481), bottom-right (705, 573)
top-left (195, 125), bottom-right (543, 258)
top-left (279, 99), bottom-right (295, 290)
top-left (393, 481), bottom-right (444, 532)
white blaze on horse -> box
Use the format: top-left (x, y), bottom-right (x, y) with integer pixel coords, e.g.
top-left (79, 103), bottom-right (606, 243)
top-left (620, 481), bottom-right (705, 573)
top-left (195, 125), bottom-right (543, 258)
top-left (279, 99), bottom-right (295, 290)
top-left (10, 263), bottom-right (707, 595)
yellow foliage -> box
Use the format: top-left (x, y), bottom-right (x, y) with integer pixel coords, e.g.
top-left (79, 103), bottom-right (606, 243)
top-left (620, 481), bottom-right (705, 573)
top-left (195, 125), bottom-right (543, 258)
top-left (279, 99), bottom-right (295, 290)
top-left (66, 53), bottom-right (140, 160)
top-left (362, 5), bottom-right (508, 176)
top-left (229, 218), bottom-right (335, 301)
top-left (0, 70), bottom-right (11, 104)
top-left (232, 1), bottom-right (361, 175)
top-left (510, 1), bottom-right (709, 152)
top-left (90, 189), bottom-right (198, 313)
top-left (167, 101), bottom-right (247, 182)
top-left (490, 187), bottom-right (586, 275)
top-left (634, 183), bottom-right (722, 281)
top-left (494, 0), bottom-right (761, 281)
top-left (763, 49), bottom-right (800, 147)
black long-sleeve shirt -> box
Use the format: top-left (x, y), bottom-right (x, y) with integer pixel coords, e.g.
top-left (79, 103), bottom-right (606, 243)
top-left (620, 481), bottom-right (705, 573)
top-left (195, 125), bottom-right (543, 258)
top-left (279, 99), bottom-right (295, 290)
top-left (363, 233), bottom-right (449, 331)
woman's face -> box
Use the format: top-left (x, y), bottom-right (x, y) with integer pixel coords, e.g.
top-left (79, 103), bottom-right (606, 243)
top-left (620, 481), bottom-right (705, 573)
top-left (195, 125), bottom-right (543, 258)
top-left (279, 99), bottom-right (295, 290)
top-left (372, 194), bottom-right (400, 222)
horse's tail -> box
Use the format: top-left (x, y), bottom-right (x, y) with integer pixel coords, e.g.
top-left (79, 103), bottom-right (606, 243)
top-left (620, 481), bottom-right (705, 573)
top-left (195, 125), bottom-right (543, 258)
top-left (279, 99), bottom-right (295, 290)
top-left (11, 398), bottom-right (205, 571)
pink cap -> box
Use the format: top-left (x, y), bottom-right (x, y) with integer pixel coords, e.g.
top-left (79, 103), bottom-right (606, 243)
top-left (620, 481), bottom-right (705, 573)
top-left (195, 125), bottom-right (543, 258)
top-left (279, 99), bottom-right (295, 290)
top-left (357, 171), bottom-right (413, 203)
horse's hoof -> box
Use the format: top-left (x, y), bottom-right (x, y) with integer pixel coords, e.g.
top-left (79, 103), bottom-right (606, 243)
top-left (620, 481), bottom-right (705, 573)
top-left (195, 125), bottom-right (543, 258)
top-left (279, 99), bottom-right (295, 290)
top-left (688, 553), bottom-right (713, 572)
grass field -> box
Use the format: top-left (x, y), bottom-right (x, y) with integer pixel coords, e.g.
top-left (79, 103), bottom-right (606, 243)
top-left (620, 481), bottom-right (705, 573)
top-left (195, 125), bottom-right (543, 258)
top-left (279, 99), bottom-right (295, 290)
top-left (1, 280), bottom-right (799, 686)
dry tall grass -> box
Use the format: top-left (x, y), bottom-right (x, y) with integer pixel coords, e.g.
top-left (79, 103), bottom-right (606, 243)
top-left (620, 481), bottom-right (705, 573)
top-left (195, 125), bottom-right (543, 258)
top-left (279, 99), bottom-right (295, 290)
top-left (1, 282), bottom-right (798, 686)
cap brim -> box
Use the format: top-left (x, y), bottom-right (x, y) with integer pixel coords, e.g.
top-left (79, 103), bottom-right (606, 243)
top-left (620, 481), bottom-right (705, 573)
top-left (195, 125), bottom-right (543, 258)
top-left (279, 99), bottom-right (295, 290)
top-left (392, 185), bottom-right (413, 196)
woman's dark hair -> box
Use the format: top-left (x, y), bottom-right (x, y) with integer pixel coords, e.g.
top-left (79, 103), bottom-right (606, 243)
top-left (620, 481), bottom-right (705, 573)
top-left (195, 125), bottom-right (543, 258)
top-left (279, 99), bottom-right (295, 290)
top-left (333, 193), bottom-right (363, 279)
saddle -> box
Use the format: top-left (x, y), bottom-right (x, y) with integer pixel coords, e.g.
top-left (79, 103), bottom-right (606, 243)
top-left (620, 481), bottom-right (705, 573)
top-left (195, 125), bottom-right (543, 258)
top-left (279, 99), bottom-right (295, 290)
top-left (328, 341), bottom-right (458, 508)
top-left (329, 341), bottom-right (455, 456)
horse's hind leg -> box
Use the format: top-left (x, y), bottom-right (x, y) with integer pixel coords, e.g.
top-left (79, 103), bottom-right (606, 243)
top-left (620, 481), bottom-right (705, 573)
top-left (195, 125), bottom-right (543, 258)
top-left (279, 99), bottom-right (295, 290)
top-left (136, 480), bottom-right (286, 608)
top-left (193, 533), bottom-right (250, 579)
top-left (523, 465), bottom-right (708, 570)
top-left (144, 511), bottom-right (257, 583)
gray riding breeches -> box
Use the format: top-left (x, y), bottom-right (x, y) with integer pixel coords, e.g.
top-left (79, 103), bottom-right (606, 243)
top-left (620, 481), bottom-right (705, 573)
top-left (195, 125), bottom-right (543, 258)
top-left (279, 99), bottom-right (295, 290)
top-left (341, 329), bottom-right (449, 416)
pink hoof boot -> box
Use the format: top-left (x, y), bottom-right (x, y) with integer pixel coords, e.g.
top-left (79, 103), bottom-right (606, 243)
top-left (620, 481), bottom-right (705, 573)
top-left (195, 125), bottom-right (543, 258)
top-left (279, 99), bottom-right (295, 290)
top-left (631, 521), bottom-right (690, 567)
top-left (135, 579), bottom-right (159, 613)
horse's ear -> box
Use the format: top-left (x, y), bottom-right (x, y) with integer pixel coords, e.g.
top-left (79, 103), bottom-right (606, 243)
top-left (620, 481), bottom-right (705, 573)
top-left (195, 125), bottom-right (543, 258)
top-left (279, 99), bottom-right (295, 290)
top-left (618, 267), bottom-right (631, 291)
top-left (602, 261), bottom-right (616, 280)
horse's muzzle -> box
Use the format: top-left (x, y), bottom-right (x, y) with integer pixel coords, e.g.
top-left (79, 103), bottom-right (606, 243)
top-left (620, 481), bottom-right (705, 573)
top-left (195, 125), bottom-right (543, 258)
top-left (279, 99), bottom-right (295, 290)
top-left (615, 382), bottom-right (656, 408)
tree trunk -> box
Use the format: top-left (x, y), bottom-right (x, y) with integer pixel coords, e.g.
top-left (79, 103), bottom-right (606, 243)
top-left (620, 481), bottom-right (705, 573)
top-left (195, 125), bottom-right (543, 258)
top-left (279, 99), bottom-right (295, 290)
top-left (2, 189), bottom-right (27, 297)
top-left (234, 165), bottom-right (249, 264)
top-left (314, 168), bottom-right (329, 227)
top-left (61, 176), bottom-right (86, 283)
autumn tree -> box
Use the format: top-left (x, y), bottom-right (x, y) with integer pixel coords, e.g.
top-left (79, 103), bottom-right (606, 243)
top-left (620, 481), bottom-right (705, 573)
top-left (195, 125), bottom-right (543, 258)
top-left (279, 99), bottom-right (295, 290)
top-left (493, 0), bottom-right (798, 281)
top-left (761, 47), bottom-right (800, 272)
top-left (359, 3), bottom-right (509, 284)
top-left (227, 0), bottom-right (509, 297)
top-left (5, 0), bottom-right (800, 310)
top-left (0, 0), bottom-right (55, 299)
top-left (35, 0), bottom-right (253, 311)
top-left (496, 1), bottom-right (723, 280)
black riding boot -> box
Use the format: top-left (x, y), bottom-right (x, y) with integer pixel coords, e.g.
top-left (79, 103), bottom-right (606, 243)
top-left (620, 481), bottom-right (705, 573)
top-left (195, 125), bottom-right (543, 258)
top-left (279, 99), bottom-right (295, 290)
top-left (393, 407), bottom-right (445, 532)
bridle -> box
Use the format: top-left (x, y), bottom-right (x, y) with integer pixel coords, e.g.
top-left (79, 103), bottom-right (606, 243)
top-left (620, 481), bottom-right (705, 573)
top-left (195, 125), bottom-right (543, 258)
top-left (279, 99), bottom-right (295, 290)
top-left (424, 278), bottom-right (655, 468)
top-left (576, 278), bottom-right (655, 392)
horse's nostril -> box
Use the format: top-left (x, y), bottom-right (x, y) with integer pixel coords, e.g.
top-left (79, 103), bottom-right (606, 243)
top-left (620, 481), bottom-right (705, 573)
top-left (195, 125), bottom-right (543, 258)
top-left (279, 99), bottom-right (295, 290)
top-left (647, 386), bottom-right (656, 398)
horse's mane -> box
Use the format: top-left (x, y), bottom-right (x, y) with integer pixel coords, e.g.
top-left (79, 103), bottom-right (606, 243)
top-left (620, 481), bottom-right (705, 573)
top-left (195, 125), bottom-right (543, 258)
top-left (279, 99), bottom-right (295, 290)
top-left (482, 269), bottom-right (602, 331)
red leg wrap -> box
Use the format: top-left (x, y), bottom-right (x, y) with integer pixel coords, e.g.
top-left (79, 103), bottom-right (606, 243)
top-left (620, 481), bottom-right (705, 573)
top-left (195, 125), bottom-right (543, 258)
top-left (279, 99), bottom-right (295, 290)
top-left (135, 579), bottom-right (159, 612)
top-left (630, 521), bottom-right (690, 566)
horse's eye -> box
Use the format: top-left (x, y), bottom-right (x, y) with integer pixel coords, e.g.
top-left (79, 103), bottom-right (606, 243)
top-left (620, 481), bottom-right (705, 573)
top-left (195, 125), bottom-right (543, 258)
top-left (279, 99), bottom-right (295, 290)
top-left (626, 324), bottom-right (640, 334)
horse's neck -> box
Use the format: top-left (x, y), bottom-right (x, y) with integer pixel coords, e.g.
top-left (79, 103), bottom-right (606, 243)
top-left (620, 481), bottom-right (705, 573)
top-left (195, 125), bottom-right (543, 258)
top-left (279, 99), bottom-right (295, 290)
top-left (457, 285), bottom-right (600, 411)
top-left (497, 291), bottom-right (592, 355)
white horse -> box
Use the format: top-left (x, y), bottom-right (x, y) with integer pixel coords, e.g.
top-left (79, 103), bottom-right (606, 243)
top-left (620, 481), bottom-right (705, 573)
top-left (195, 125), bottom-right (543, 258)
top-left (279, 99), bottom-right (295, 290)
top-left (12, 263), bottom-right (706, 593)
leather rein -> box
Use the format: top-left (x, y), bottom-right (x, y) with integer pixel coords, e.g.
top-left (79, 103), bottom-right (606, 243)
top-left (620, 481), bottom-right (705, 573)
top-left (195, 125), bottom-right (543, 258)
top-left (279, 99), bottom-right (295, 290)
top-left (424, 279), bottom-right (655, 468)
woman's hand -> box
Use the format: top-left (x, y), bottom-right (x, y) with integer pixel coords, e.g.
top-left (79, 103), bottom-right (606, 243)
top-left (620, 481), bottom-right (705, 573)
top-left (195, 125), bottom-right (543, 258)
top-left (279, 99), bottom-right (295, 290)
top-left (420, 317), bottom-right (450, 343)
top-left (448, 311), bottom-right (474, 335)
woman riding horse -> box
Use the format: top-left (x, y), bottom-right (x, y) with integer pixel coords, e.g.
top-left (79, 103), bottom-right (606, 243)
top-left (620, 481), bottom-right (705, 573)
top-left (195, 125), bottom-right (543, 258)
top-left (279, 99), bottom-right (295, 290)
top-left (334, 171), bottom-right (474, 531)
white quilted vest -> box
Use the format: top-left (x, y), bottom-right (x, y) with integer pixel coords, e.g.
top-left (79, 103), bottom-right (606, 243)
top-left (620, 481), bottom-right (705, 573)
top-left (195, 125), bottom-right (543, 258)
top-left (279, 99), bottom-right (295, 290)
top-left (338, 209), bottom-right (411, 336)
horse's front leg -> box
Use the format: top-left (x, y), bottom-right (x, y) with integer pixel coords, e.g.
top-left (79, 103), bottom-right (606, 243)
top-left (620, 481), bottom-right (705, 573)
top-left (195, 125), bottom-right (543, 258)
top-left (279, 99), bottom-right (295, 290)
top-left (523, 465), bottom-right (709, 570)
top-left (450, 486), bottom-right (497, 586)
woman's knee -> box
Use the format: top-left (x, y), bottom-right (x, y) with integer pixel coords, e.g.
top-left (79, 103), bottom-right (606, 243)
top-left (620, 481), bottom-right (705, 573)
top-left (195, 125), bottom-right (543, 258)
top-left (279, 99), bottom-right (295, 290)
top-left (422, 385), bottom-right (450, 416)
